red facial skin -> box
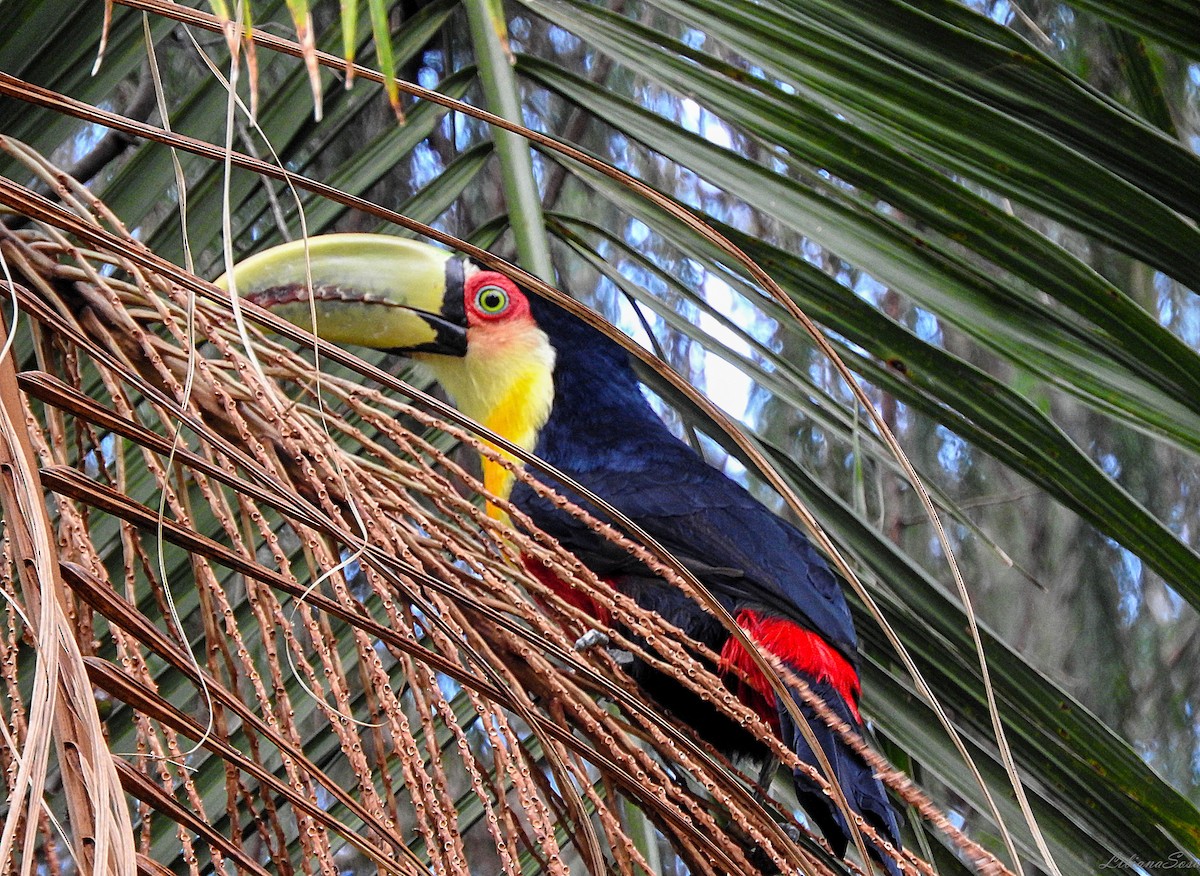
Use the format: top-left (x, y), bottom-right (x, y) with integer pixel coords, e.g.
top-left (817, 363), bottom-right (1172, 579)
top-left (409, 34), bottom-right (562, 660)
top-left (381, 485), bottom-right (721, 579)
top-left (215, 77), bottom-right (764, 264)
top-left (463, 271), bottom-right (531, 327)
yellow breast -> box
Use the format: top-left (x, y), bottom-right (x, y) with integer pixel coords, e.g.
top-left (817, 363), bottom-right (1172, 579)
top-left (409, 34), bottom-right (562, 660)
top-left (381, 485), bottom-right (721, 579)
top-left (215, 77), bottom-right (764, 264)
top-left (480, 369), bottom-right (552, 519)
top-left (416, 320), bottom-right (555, 520)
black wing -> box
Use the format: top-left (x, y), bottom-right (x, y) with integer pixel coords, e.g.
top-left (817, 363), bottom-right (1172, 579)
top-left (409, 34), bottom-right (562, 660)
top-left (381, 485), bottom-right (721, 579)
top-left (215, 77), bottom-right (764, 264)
top-left (511, 443), bottom-right (859, 662)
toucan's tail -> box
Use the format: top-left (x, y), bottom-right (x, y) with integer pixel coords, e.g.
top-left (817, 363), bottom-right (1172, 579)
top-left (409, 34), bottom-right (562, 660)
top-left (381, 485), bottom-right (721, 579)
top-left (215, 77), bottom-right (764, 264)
top-left (778, 676), bottom-right (902, 875)
top-left (719, 610), bottom-right (902, 871)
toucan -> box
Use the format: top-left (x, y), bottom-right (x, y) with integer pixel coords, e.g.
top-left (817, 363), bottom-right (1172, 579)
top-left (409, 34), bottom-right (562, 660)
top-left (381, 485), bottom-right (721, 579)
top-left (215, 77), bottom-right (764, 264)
top-left (224, 233), bottom-right (902, 870)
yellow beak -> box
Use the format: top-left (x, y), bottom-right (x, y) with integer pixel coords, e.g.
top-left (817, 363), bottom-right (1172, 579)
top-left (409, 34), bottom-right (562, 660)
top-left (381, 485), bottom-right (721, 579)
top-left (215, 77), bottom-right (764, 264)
top-left (217, 233), bottom-right (469, 356)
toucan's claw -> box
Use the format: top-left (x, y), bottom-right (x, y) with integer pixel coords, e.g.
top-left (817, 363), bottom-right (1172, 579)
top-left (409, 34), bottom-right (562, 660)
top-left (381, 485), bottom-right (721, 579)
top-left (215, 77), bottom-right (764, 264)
top-left (609, 649), bottom-right (635, 669)
top-left (573, 629), bottom-right (609, 651)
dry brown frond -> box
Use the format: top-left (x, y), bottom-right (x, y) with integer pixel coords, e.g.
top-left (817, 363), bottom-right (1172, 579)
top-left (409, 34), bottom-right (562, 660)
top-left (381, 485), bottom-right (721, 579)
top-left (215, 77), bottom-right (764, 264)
top-left (0, 138), bottom-right (991, 876)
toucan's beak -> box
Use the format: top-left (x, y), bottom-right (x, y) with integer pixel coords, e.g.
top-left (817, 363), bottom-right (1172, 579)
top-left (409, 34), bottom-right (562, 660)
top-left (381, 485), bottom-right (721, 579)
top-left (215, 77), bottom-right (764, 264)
top-left (217, 233), bottom-right (469, 357)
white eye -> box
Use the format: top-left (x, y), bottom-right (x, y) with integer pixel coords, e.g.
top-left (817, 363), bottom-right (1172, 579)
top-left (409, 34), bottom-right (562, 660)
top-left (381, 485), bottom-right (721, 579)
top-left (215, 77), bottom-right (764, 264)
top-left (475, 284), bottom-right (510, 316)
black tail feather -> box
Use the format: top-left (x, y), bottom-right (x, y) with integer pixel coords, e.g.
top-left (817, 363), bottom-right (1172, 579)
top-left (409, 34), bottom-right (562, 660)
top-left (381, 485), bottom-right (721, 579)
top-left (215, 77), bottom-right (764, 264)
top-left (778, 677), bottom-right (902, 876)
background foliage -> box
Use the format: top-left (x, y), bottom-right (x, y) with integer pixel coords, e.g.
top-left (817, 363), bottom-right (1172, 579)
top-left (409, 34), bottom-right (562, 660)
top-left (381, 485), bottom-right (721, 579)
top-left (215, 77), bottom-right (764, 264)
top-left (1, 0), bottom-right (1199, 874)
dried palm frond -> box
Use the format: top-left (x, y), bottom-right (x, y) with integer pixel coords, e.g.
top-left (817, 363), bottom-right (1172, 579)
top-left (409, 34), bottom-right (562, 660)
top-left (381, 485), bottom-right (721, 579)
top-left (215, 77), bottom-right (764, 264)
top-left (0, 139), bottom-right (997, 876)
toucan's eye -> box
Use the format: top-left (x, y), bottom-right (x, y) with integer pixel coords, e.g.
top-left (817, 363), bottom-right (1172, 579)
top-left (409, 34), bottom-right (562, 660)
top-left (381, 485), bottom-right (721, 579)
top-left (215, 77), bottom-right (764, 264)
top-left (474, 284), bottom-right (510, 316)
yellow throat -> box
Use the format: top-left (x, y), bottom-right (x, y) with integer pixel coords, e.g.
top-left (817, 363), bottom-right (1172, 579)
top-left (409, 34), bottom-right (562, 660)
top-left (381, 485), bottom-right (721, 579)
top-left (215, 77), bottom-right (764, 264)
top-left (415, 318), bottom-right (555, 519)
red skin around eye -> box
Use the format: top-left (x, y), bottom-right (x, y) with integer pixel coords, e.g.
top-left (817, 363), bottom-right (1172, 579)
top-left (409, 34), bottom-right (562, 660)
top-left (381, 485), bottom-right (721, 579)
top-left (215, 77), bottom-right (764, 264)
top-left (464, 271), bottom-right (531, 325)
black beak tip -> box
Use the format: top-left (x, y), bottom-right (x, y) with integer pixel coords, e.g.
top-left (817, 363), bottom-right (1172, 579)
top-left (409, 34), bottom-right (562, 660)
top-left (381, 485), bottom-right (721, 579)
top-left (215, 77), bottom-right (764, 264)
top-left (384, 257), bottom-right (470, 357)
top-left (386, 314), bottom-right (468, 357)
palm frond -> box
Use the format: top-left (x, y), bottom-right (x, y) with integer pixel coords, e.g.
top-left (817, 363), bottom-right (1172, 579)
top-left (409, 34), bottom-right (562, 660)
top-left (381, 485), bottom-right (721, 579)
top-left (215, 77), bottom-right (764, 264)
top-left (1, 0), bottom-right (1198, 874)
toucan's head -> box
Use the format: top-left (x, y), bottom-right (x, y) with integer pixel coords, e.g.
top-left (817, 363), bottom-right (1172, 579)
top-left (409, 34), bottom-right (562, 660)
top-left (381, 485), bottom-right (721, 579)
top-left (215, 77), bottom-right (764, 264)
top-left (221, 233), bottom-right (557, 506)
top-left (221, 234), bottom-right (543, 356)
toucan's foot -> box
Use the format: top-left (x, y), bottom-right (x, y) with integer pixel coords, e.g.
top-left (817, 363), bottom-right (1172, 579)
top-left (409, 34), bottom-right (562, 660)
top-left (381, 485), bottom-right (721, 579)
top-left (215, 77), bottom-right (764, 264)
top-left (573, 630), bottom-right (635, 671)
top-left (574, 629), bottom-right (609, 651)
top-left (608, 648), bottom-right (635, 669)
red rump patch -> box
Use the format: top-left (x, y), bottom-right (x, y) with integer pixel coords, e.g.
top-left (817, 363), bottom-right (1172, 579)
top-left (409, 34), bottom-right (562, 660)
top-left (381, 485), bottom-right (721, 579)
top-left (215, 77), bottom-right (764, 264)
top-left (720, 609), bottom-right (862, 725)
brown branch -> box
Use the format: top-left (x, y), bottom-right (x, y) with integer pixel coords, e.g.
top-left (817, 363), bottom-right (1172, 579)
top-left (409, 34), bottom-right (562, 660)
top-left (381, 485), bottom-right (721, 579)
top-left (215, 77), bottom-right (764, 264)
top-left (0, 317), bottom-right (135, 875)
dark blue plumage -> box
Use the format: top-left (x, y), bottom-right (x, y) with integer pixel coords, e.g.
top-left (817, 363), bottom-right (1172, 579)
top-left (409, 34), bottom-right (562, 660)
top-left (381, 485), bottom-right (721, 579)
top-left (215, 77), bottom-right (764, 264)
top-left (511, 297), bottom-right (902, 867)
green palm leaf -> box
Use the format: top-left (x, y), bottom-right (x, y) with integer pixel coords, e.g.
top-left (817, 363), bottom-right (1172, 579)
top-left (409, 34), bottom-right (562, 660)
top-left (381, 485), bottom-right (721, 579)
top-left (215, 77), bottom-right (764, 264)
top-left (0, 1), bottom-right (1197, 874)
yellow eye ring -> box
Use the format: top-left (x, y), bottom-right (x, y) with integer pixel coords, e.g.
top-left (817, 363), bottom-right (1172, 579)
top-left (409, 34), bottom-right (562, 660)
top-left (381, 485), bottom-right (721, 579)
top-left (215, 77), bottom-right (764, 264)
top-left (475, 284), bottom-right (510, 315)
